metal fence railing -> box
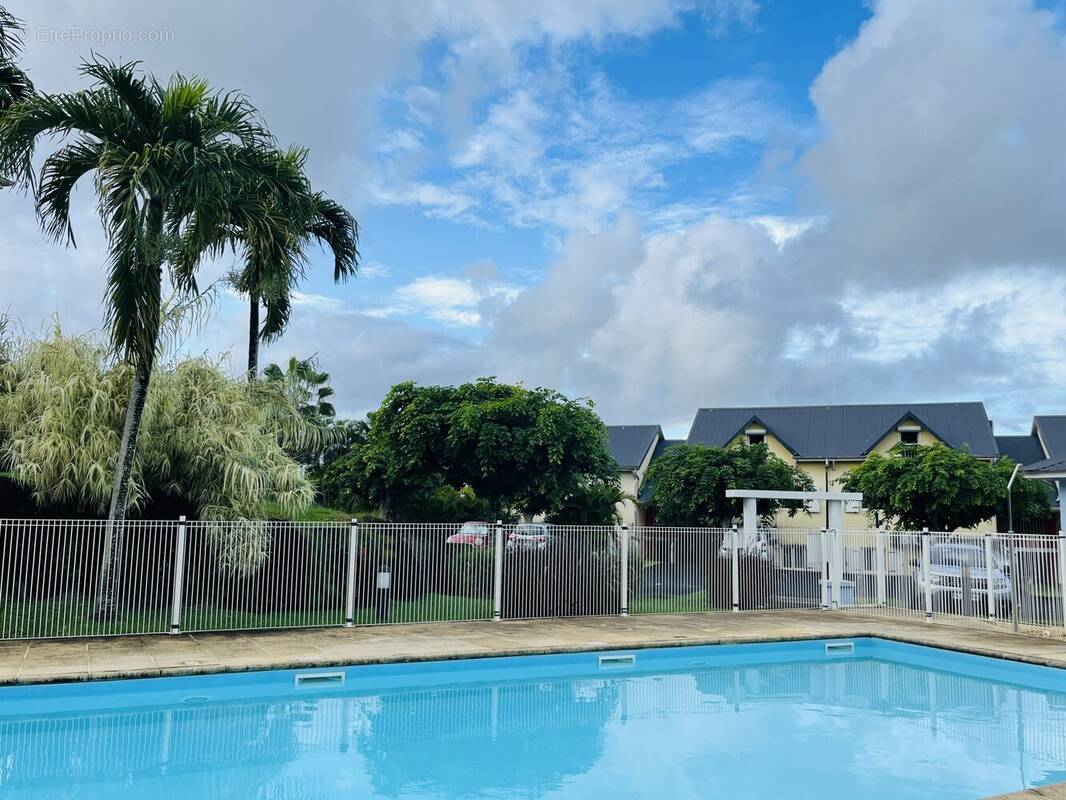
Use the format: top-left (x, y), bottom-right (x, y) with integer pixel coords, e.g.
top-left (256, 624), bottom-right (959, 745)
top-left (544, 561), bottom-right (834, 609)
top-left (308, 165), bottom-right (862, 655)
top-left (837, 528), bottom-right (1066, 638)
top-left (1, 518), bottom-right (1065, 640)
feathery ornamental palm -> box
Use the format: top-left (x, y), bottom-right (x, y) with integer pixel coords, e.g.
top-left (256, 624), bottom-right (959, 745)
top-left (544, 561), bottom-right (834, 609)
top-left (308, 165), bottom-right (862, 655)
top-left (0, 57), bottom-right (283, 615)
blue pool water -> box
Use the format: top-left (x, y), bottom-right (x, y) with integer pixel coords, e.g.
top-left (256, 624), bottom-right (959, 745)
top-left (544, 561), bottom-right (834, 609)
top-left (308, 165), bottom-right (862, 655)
top-left (1, 638), bottom-right (1065, 799)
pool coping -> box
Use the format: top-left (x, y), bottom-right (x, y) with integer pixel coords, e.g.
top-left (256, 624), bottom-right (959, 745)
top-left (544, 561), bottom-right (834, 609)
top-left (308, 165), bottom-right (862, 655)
top-left (4, 609), bottom-right (1066, 686)
top-left (984, 784), bottom-right (1066, 799)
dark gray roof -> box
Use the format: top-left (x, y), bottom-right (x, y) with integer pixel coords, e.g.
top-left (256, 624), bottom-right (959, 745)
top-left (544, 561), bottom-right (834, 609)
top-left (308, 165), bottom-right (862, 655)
top-left (637, 438), bottom-right (685, 502)
top-left (995, 435), bottom-right (1046, 467)
top-left (1023, 456), bottom-right (1066, 476)
top-left (605, 425), bottom-right (662, 470)
top-left (1034, 416), bottom-right (1066, 458)
top-left (687, 402), bottom-right (998, 459)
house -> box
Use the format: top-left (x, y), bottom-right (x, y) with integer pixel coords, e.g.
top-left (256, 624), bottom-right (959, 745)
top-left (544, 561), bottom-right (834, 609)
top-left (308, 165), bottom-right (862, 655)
top-left (634, 402), bottom-right (1000, 531)
top-left (686, 402), bottom-right (1000, 530)
top-left (604, 425), bottom-right (663, 526)
top-left (997, 415), bottom-right (1066, 531)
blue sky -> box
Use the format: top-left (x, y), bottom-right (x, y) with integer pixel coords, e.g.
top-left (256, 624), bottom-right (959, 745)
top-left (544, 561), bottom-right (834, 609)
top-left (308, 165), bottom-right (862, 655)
top-left (4, 0), bottom-right (1066, 437)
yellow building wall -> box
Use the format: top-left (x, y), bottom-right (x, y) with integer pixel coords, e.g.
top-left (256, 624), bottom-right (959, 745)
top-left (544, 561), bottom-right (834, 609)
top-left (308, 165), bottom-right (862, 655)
top-left (732, 423), bottom-right (997, 535)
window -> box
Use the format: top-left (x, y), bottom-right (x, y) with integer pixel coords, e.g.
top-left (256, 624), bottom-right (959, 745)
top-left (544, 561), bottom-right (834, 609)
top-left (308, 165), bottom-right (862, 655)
top-left (747, 432), bottom-right (765, 445)
top-left (900, 429), bottom-right (919, 445)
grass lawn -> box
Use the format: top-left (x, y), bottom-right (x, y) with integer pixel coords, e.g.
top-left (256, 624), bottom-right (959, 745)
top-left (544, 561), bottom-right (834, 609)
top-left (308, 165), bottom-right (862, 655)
top-left (260, 502), bottom-right (365, 523)
top-left (0, 592), bottom-right (495, 638)
top-left (631, 591), bottom-right (708, 615)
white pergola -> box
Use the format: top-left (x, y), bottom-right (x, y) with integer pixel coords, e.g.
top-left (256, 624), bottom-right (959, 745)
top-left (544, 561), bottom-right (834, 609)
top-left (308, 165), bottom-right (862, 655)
top-left (725, 489), bottom-right (863, 534)
top-left (724, 489), bottom-right (864, 611)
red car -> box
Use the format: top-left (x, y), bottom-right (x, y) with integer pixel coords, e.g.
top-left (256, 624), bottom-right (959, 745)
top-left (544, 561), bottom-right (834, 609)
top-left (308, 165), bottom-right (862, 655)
top-left (446, 521), bottom-right (492, 547)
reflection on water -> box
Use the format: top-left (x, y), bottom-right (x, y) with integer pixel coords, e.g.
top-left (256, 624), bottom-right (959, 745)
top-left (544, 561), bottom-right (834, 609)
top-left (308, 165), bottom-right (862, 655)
top-left (2, 656), bottom-right (1066, 799)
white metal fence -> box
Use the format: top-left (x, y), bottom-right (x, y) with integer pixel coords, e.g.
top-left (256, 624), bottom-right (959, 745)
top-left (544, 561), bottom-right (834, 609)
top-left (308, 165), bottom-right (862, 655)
top-left (0, 518), bottom-right (1064, 640)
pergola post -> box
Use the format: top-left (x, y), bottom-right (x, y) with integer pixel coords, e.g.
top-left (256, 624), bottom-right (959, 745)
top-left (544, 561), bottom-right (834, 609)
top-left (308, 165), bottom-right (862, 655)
top-left (742, 497), bottom-right (758, 538)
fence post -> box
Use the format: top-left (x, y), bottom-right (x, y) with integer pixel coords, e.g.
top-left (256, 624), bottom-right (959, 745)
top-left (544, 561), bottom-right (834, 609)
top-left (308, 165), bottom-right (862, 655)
top-left (921, 528), bottom-right (933, 623)
top-left (169, 516), bottom-right (187, 635)
top-left (875, 528), bottom-right (886, 607)
top-left (731, 524), bottom-right (740, 612)
top-left (619, 524), bottom-right (630, 617)
top-left (493, 520), bottom-right (504, 622)
top-left (1058, 531), bottom-right (1066, 633)
top-left (984, 533), bottom-right (997, 622)
top-left (819, 529), bottom-right (829, 610)
top-left (345, 518), bottom-right (359, 628)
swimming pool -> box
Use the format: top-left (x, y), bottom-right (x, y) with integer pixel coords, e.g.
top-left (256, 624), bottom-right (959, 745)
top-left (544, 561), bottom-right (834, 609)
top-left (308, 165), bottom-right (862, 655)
top-left (1, 638), bottom-right (1064, 799)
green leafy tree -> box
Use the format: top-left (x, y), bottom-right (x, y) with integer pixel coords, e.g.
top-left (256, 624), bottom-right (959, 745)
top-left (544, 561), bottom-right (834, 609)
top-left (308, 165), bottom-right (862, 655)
top-left (352, 379), bottom-right (617, 520)
top-left (642, 443), bottom-right (815, 527)
top-left (840, 443), bottom-right (1051, 531)
top-left (0, 58), bottom-right (290, 613)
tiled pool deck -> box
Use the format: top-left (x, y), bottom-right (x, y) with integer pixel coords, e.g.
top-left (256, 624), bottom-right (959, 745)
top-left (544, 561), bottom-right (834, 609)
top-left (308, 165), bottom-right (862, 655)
top-left (4, 609), bottom-right (1066, 685)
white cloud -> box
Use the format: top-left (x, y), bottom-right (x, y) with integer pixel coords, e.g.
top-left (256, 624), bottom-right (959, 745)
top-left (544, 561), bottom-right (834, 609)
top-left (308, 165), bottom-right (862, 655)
top-left (378, 275), bottom-right (520, 327)
top-left (798, 0), bottom-right (1066, 286)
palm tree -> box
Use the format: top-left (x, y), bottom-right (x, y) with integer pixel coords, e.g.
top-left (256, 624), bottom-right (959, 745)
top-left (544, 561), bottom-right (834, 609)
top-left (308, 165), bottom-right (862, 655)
top-left (263, 356), bottom-right (336, 424)
top-left (194, 146), bottom-right (359, 377)
top-left (245, 186), bottom-right (358, 377)
top-left (0, 57), bottom-right (289, 616)
top-left (0, 7), bottom-right (32, 108)
top-left (0, 6), bottom-right (33, 186)
top-left (263, 356), bottom-right (337, 466)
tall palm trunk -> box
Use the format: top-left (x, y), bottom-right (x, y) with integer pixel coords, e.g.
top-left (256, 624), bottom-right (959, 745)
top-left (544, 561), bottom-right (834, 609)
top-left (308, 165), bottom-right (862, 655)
top-left (247, 291), bottom-right (260, 379)
top-left (94, 356), bottom-right (152, 618)
top-left (94, 204), bottom-right (164, 620)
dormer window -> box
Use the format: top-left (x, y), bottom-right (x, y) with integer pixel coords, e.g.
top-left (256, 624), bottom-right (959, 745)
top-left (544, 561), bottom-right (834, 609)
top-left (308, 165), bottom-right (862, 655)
top-left (898, 424), bottom-right (920, 445)
top-left (745, 427), bottom-right (766, 446)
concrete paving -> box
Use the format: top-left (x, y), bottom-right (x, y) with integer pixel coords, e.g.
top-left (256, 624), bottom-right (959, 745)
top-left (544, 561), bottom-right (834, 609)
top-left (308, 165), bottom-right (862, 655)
top-left (4, 609), bottom-right (1066, 685)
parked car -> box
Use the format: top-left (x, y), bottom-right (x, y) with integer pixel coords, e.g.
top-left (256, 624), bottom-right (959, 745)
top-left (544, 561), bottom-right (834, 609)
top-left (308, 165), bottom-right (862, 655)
top-left (913, 542), bottom-right (1011, 608)
top-left (446, 521), bottom-right (492, 547)
top-left (718, 530), bottom-right (771, 561)
top-left (507, 523), bottom-right (554, 551)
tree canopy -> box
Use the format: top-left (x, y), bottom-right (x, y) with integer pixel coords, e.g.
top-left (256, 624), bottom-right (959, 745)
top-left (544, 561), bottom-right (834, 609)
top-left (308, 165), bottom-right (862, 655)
top-left (839, 443), bottom-right (1051, 531)
top-left (331, 378), bottom-right (617, 520)
top-left (642, 443), bottom-right (815, 527)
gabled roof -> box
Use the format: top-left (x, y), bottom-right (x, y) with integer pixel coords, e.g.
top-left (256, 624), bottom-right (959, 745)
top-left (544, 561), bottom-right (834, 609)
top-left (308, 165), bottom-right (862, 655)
top-left (1023, 456), bottom-right (1066, 477)
top-left (1033, 416), bottom-right (1066, 459)
top-left (995, 435), bottom-right (1046, 467)
top-left (605, 425), bottom-right (662, 470)
top-left (687, 402), bottom-right (998, 459)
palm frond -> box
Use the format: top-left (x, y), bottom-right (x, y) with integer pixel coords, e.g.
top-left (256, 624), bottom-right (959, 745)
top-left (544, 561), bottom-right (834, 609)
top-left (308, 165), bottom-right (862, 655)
top-left (0, 6), bottom-right (27, 62)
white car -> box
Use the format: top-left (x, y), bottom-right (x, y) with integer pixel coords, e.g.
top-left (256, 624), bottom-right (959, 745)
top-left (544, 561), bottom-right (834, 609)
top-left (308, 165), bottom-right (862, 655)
top-left (507, 523), bottom-right (554, 551)
top-left (718, 530), bottom-right (771, 561)
top-left (914, 543), bottom-right (1011, 606)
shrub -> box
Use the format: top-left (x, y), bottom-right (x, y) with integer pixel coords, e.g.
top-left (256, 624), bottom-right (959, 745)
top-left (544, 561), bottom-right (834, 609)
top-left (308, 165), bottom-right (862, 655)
top-left (502, 529), bottom-right (622, 618)
top-left (705, 554), bottom-right (774, 611)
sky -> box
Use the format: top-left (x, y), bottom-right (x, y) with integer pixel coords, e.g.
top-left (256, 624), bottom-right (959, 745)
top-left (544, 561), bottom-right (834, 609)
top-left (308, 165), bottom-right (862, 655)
top-left (2, 0), bottom-right (1066, 437)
